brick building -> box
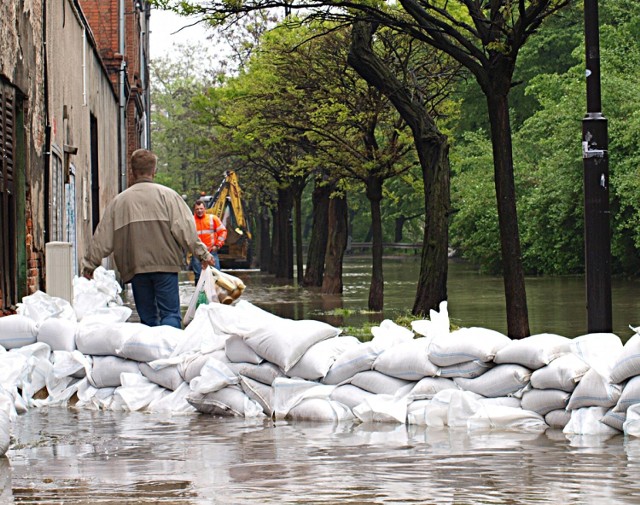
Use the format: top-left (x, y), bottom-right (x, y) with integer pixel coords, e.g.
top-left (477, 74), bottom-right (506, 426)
top-left (0, 0), bottom-right (151, 314)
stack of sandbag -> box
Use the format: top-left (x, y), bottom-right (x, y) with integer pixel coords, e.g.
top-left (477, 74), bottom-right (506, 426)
top-left (7, 272), bottom-right (640, 439)
top-left (495, 333), bottom-right (578, 429)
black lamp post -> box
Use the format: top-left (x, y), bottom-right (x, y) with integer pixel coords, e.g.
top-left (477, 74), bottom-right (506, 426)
top-left (582, 0), bottom-right (612, 333)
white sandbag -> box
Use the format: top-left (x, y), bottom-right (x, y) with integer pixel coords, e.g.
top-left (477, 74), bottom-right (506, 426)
top-left (350, 370), bottom-right (413, 396)
top-left (78, 306), bottom-right (132, 327)
top-left (225, 334), bottom-right (263, 364)
top-left (112, 373), bottom-right (166, 411)
top-left (75, 380), bottom-right (116, 410)
top-left (179, 350), bottom-right (229, 383)
top-left (187, 385), bottom-right (265, 417)
top-left (287, 336), bottom-right (360, 380)
top-left (0, 314), bottom-right (38, 349)
top-left (0, 409), bottom-right (9, 457)
top-left (176, 303), bottom-right (228, 356)
top-left (570, 332), bottom-right (622, 382)
top-left (76, 321), bottom-right (146, 356)
top-left (422, 389), bottom-right (483, 428)
top-left (610, 332), bottom-right (640, 384)
top-left (272, 378), bottom-right (335, 420)
top-left (322, 341), bottom-right (382, 385)
top-left (190, 357), bottom-right (239, 394)
top-left (139, 362), bottom-right (184, 391)
top-left (567, 368), bottom-right (622, 410)
top-left (147, 382), bottom-right (196, 414)
top-left (51, 350), bottom-right (91, 379)
top-left (410, 300), bottom-right (450, 339)
top-left (373, 338), bottom-right (439, 380)
top-left (601, 408), bottom-right (625, 432)
top-left (88, 356), bottom-right (141, 388)
top-left (439, 359), bottom-right (493, 379)
top-left (369, 319), bottom-right (415, 346)
top-left (287, 398), bottom-right (355, 423)
top-left (37, 317), bottom-right (78, 352)
top-left (521, 388), bottom-right (570, 416)
top-left (482, 396), bottom-right (522, 409)
top-left (407, 399), bottom-right (431, 425)
top-left (613, 375), bottom-right (640, 414)
top-left (206, 301), bottom-right (340, 372)
top-left (230, 361), bottom-right (285, 386)
top-left (428, 327), bottom-right (510, 367)
top-left (494, 333), bottom-right (572, 369)
top-left (530, 353), bottom-right (589, 392)
top-left (454, 364), bottom-right (531, 398)
top-left (563, 406), bottom-right (618, 435)
top-left (117, 324), bottom-right (184, 362)
top-left (353, 394), bottom-right (408, 424)
top-left (32, 375), bottom-right (82, 408)
top-left (72, 267), bottom-right (124, 320)
top-left (0, 352), bottom-right (29, 391)
top-left (329, 384), bottom-right (374, 410)
top-left (545, 409), bottom-right (572, 429)
top-left (409, 377), bottom-right (458, 400)
top-left (17, 290), bottom-right (76, 324)
top-left (240, 376), bottom-right (274, 417)
top-left (467, 405), bottom-right (547, 432)
top-left (624, 403), bottom-right (640, 437)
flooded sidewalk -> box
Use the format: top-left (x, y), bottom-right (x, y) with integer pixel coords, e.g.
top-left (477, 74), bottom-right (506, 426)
top-left (5, 407), bottom-right (640, 504)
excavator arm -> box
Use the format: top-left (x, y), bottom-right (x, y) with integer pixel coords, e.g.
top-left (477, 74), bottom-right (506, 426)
top-left (205, 170), bottom-right (253, 268)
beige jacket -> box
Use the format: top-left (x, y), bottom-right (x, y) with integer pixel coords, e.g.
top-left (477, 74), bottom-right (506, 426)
top-left (82, 179), bottom-right (212, 282)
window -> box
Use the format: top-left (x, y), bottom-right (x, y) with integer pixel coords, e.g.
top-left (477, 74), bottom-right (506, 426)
top-left (0, 81), bottom-right (17, 308)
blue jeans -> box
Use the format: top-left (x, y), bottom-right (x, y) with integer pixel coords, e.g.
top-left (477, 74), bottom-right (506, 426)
top-left (130, 272), bottom-right (181, 328)
top-left (190, 252), bottom-right (220, 285)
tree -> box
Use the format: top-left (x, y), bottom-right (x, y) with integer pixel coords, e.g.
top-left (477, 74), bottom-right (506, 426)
top-left (349, 20), bottom-right (453, 316)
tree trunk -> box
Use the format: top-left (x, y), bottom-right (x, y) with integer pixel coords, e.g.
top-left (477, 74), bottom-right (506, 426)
top-left (294, 189), bottom-right (304, 284)
top-left (269, 207), bottom-right (279, 275)
top-left (275, 186), bottom-right (294, 279)
top-left (259, 205), bottom-right (271, 272)
top-left (303, 180), bottom-right (332, 287)
top-left (412, 138), bottom-right (450, 317)
top-left (322, 192), bottom-right (348, 294)
top-left (367, 177), bottom-right (384, 311)
top-left (349, 20), bottom-right (449, 315)
top-left (487, 91), bottom-right (530, 339)
top-left (394, 215), bottom-right (405, 242)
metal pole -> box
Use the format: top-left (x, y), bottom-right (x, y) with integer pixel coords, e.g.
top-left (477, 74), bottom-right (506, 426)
top-left (582, 0), bottom-right (612, 333)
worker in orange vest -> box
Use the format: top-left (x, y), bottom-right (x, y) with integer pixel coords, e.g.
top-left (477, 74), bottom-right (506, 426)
top-left (189, 199), bottom-right (227, 285)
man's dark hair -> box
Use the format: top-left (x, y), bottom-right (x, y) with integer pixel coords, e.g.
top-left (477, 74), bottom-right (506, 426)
top-left (195, 199), bottom-right (205, 207)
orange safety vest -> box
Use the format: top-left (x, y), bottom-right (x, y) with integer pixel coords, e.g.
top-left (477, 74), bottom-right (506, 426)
top-left (194, 213), bottom-right (227, 251)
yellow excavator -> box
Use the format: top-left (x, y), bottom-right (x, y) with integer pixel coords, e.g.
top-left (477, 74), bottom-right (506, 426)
top-left (204, 170), bottom-right (253, 269)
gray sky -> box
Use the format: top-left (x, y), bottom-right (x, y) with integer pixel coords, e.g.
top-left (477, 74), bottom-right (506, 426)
top-left (149, 8), bottom-right (212, 60)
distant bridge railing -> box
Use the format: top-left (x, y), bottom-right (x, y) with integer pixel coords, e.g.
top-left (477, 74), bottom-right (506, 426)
top-left (347, 242), bottom-right (422, 254)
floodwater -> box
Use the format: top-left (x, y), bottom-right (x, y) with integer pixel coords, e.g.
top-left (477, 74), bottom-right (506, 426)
top-left (5, 257), bottom-right (640, 503)
top-left (203, 257), bottom-right (640, 340)
top-left (7, 409), bottom-right (640, 504)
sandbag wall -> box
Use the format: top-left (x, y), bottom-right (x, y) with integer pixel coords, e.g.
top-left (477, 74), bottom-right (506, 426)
top-left (4, 279), bottom-right (640, 459)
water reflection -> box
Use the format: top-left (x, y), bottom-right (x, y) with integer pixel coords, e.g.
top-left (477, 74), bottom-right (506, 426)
top-left (6, 409), bottom-right (640, 504)
top-left (179, 258), bottom-right (640, 340)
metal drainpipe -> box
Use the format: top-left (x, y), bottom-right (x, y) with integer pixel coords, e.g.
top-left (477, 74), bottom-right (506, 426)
top-left (119, 0), bottom-right (127, 191)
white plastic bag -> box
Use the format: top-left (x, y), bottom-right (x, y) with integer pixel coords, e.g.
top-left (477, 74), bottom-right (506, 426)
top-left (184, 266), bottom-right (219, 326)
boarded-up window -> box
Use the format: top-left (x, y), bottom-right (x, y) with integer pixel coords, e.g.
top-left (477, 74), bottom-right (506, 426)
top-left (0, 81), bottom-right (17, 308)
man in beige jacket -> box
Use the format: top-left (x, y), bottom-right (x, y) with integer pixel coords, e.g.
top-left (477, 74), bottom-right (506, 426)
top-left (82, 149), bottom-right (214, 328)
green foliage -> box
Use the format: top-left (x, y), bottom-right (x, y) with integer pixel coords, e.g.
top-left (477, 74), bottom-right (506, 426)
top-left (450, 1), bottom-right (640, 276)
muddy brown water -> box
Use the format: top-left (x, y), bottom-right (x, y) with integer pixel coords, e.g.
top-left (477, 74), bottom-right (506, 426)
top-left (5, 257), bottom-right (640, 503)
